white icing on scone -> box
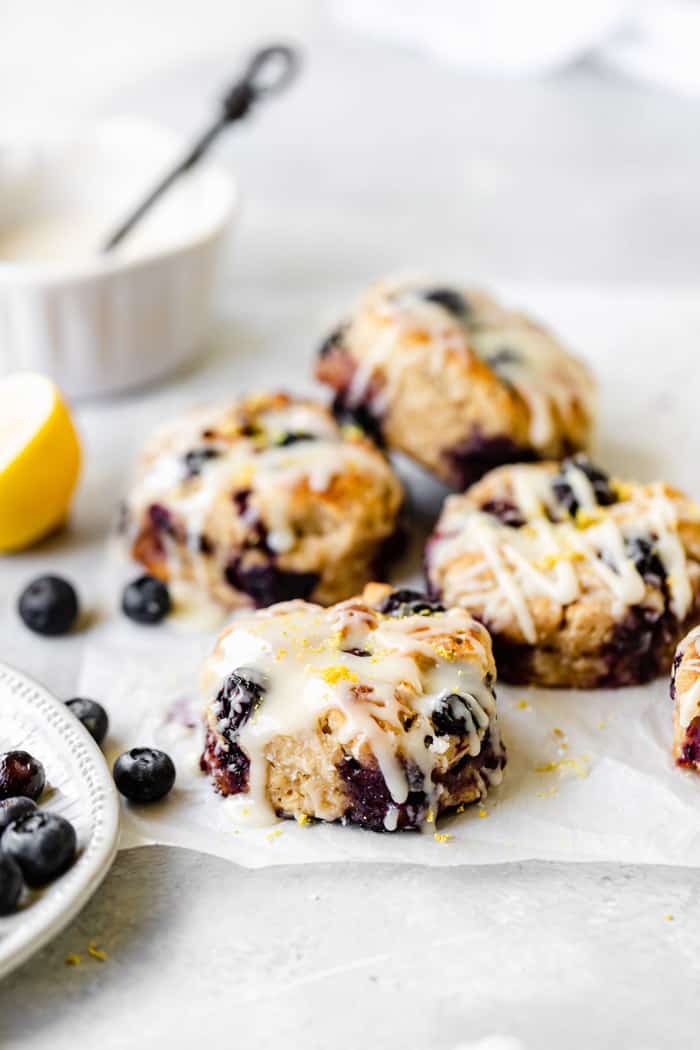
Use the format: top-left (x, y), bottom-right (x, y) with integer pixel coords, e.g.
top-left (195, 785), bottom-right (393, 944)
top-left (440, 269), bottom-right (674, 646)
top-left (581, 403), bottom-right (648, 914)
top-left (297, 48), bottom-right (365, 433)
top-left (342, 276), bottom-right (596, 451)
top-left (124, 393), bottom-right (403, 612)
top-left (428, 461), bottom-right (700, 646)
top-left (200, 587), bottom-right (505, 830)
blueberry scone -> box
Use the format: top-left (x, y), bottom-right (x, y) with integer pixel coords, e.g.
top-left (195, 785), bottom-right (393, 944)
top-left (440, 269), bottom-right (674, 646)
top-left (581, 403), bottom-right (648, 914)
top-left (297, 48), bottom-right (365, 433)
top-left (200, 583), bottom-right (506, 830)
top-left (425, 456), bottom-right (700, 688)
top-left (123, 393), bottom-right (403, 610)
top-left (315, 276), bottom-right (595, 487)
top-left (670, 627), bottom-right (700, 772)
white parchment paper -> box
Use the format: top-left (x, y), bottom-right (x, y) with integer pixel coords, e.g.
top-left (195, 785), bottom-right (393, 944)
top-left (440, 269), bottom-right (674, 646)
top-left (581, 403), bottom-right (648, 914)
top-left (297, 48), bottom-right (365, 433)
top-left (75, 285), bottom-right (700, 868)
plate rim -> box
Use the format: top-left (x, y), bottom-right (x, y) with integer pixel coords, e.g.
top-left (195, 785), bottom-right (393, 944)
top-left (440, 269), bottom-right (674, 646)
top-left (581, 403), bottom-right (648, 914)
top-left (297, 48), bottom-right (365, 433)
top-left (0, 660), bottom-right (120, 980)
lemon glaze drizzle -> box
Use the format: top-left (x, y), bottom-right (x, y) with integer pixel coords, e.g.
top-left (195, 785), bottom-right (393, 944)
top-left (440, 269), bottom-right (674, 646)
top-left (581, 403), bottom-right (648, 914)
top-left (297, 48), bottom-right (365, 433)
top-left (430, 462), bottom-right (695, 645)
top-left (201, 599), bottom-right (501, 827)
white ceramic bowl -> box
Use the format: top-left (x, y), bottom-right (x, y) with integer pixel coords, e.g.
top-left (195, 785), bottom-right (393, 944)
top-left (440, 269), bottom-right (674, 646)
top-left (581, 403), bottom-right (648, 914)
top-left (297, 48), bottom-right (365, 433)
top-left (0, 118), bottom-right (237, 398)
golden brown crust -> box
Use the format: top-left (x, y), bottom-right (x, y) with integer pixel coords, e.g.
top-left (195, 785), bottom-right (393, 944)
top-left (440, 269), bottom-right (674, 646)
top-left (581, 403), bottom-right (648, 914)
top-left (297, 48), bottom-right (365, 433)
top-left (200, 586), bottom-right (504, 830)
top-left (316, 279), bottom-right (596, 486)
top-left (124, 392), bottom-right (403, 609)
top-left (671, 627), bottom-right (700, 770)
top-left (426, 459), bottom-right (700, 688)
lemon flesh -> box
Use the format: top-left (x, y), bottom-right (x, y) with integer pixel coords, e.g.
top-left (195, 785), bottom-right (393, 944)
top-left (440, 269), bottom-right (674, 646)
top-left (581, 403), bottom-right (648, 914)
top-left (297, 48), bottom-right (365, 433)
top-left (0, 372), bottom-right (81, 552)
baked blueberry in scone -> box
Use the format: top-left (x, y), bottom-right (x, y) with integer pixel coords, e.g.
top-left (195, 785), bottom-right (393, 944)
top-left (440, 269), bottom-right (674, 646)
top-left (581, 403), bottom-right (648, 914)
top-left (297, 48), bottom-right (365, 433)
top-left (200, 582), bottom-right (506, 830)
top-left (315, 277), bottom-right (596, 487)
top-left (123, 393), bottom-right (403, 610)
top-left (670, 626), bottom-right (700, 772)
top-left (425, 456), bottom-right (700, 688)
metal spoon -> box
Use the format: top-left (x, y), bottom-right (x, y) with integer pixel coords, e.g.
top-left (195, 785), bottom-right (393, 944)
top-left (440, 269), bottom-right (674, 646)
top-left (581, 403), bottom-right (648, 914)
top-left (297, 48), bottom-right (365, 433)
top-left (102, 44), bottom-right (300, 252)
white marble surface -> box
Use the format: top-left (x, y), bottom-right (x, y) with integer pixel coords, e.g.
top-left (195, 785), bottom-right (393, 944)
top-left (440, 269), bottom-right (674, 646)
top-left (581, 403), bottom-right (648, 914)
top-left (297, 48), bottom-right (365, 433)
top-left (2, 20), bottom-right (700, 1048)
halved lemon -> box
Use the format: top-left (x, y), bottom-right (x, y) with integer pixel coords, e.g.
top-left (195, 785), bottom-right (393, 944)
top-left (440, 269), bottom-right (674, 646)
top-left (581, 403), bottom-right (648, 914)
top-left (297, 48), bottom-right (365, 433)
top-left (0, 372), bottom-right (81, 552)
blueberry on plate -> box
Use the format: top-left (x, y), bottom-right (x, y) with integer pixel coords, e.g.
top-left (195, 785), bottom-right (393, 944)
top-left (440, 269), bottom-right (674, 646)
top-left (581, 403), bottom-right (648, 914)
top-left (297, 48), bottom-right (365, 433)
top-left (113, 748), bottom-right (176, 803)
top-left (122, 575), bottom-right (172, 625)
top-left (0, 853), bottom-right (23, 915)
top-left (0, 751), bottom-right (46, 801)
top-left (65, 698), bottom-right (109, 746)
top-left (2, 811), bottom-right (77, 887)
top-left (0, 797), bottom-right (37, 837)
top-left (18, 575), bottom-right (79, 636)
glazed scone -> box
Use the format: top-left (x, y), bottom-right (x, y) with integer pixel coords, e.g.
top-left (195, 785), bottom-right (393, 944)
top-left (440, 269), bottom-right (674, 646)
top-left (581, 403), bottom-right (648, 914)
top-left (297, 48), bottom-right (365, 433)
top-left (315, 277), bottom-right (595, 487)
top-left (123, 393), bottom-right (403, 610)
top-left (200, 583), bottom-right (506, 830)
top-left (671, 626), bottom-right (700, 772)
top-left (425, 456), bottom-right (700, 688)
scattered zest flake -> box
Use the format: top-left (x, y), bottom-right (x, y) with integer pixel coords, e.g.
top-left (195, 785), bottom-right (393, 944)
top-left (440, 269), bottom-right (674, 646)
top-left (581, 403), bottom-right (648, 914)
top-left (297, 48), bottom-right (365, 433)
top-left (433, 832), bottom-right (452, 844)
top-left (266, 828), bottom-right (283, 841)
top-left (65, 953), bottom-right (82, 967)
top-left (434, 644), bottom-right (457, 661)
top-left (478, 808), bottom-right (489, 819)
top-left (575, 508), bottom-right (605, 528)
top-left (87, 941), bottom-right (108, 962)
top-left (535, 755), bottom-right (590, 779)
top-left (320, 665), bottom-right (359, 685)
top-left (426, 808), bottom-right (435, 824)
top-left (665, 913), bottom-right (674, 921)
top-left (516, 700), bottom-right (529, 710)
top-left (296, 813), bottom-right (311, 826)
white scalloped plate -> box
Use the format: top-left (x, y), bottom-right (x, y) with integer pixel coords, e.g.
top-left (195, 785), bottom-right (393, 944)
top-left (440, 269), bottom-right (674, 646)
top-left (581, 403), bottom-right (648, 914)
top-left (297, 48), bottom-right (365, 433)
top-left (0, 662), bottom-right (120, 979)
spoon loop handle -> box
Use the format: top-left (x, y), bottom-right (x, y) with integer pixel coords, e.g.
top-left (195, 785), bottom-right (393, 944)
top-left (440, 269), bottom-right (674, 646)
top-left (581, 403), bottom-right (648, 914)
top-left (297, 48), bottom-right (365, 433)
top-left (102, 43), bottom-right (300, 253)
top-left (241, 44), bottom-right (299, 98)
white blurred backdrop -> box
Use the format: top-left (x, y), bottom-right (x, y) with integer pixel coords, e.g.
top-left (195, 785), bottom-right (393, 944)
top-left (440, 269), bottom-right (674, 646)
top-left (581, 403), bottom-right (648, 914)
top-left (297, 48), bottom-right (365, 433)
top-left (1, 0), bottom-right (699, 284)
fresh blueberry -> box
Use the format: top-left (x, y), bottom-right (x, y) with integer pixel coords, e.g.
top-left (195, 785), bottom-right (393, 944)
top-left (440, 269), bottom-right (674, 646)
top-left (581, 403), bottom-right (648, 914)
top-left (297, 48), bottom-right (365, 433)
top-left (378, 589), bottom-right (445, 617)
top-left (317, 324), bottom-right (347, 359)
top-left (122, 575), bottom-right (172, 625)
top-left (443, 431), bottom-right (537, 489)
top-left (670, 649), bottom-right (684, 701)
top-left (232, 489), bottom-right (251, 515)
top-left (432, 693), bottom-right (477, 737)
top-left (552, 455), bottom-right (616, 516)
top-left (274, 432), bottom-right (316, 447)
top-left (422, 287), bottom-right (470, 318)
top-left (200, 732), bottom-right (250, 795)
top-left (215, 671), bottom-right (266, 740)
top-left (339, 756), bottom-right (427, 831)
top-left (2, 811), bottom-right (77, 887)
top-left (0, 797), bottom-right (37, 837)
top-left (484, 346), bottom-right (522, 369)
top-left (65, 698), bottom-right (109, 746)
top-left (18, 575), bottom-right (79, 636)
top-left (0, 853), bottom-right (23, 915)
top-left (226, 562), bottom-right (318, 608)
top-left (626, 537), bottom-right (666, 584)
top-left (480, 499), bottom-right (526, 528)
top-left (113, 748), bottom-right (176, 803)
top-left (183, 447), bottom-right (220, 478)
top-left (331, 394), bottom-right (385, 448)
top-left (0, 751), bottom-right (46, 801)
top-left (148, 503), bottom-right (176, 534)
